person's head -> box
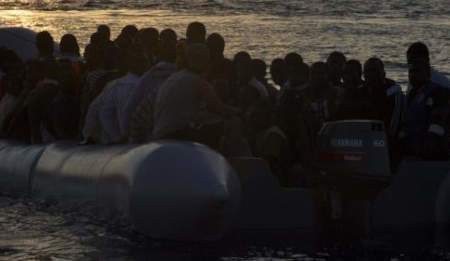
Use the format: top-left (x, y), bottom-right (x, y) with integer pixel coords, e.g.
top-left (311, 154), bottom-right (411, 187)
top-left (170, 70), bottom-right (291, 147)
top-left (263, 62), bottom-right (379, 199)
top-left (59, 34), bottom-right (80, 57)
top-left (270, 58), bottom-right (286, 87)
top-left (343, 59), bottom-right (362, 89)
top-left (97, 24), bottom-right (111, 42)
top-left (137, 27), bottom-right (159, 51)
top-left (35, 31), bottom-right (54, 57)
top-left (115, 25), bottom-right (138, 49)
top-left (408, 58), bottom-right (430, 89)
top-left (158, 29), bottom-right (177, 63)
top-left (284, 52), bottom-right (303, 83)
top-left (407, 42), bottom-right (430, 65)
top-left (185, 43), bottom-right (210, 74)
top-left (363, 57), bottom-right (385, 88)
top-left (251, 59), bottom-right (267, 82)
top-left (233, 51), bottom-right (252, 83)
top-left (89, 32), bottom-right (101, 46)
top-left (327, 51), bottom-right (346, 85)
top-left (186, 22), bottom-right (206, 44)
top-left (121, 25), bottom-right (138, 38)
top-left (310, 61), bottom-right (329, 88)
top-left (160, 28), bottom-right (177, 43)
top-left (206, 33), bottom-right (225, 60)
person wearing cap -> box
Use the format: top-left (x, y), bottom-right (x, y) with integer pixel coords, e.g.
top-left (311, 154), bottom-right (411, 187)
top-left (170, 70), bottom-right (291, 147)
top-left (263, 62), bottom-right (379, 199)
top-left (152, 43), bottom-right (239, 149)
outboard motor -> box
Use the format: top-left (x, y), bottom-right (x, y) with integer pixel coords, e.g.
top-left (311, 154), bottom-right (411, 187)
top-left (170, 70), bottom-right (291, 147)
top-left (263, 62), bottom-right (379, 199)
top-left (314, 120), bottom-right (391, 244)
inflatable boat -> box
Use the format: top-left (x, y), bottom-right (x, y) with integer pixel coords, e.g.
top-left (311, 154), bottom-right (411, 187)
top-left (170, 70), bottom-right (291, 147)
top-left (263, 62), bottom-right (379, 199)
top-left (0, 27), bottom-right (59, 61)
top-left (1, 27), bottom-right (449, 249)
top-left (0, 120), bottom-right (448, 250)
top-left (0, 140), bottom-right (241, 241)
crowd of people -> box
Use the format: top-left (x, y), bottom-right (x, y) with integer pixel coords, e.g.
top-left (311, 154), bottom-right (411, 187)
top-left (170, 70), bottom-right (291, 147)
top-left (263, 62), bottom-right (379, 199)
top-left (0, 22), bottom-right (449, 182)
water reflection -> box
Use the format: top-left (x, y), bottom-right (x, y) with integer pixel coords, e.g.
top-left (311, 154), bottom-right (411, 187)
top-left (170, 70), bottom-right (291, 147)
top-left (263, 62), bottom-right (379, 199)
top-left (1, 9), bottom-right (449, 87)
top-left (0, 195), bottom-right (324, 260)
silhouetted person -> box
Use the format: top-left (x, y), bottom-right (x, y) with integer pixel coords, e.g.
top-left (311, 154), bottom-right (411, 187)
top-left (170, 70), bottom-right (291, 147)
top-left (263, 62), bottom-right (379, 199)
top-left (252, 58), bottom-right (278, 106)
top-left (400, 58), bottom-right (449, 160)
top-left (363, 57), bottom-right (403, 134)
top-left (327, 51), bottom-right (346, 88)
top-left (0, 49), bottom-right (23, 135)
top-left (335, 59), bottom-right (377, 120)
top-left (59, 34), bottom-right (80, 58)
top-left (270, 58), bottom-right (286, 89)
top-left (84, 32), bottom-right (102, 70)
top-left (281, 52), bottom-right (303, 95)
top-left (206, 33), bottom-right (234, 104)
top-left (152, 43), bottom-right (238, 149)
top-left (97, 24), bottom-right (111, 42)
top-left (115, 25), bottom-right (138, 50)
top-left (80, 42), bottom-right (121, 131)
top-left (234, 51), bottom-right (268, 112)
top-left (83, 47), bottom-right (147, 144)
top-left (407, 42), bottom-right (449, 90)
top-left (363, 57), bottom-right (404, 171)
top-left (186, 22), bottom-right (206, 44)
top-left (307, 62), bottom-right (338, 123)
top-left (58, 34), bottom-right (84, 95)
top-left (35, 31), bottom-right (54, 60)
top-left (121, 25), bottom-right (138, 38)
top-left (407, 42), bottom-right (450, 152)
top-left (137, 27), bottom-right (159, 67)
top-left (159, 28), bottom-right (177, 62)
top-left (343, 59), bottom-right (363, 90)
top-left (277, 61), bottom-right (309, 145)
top-left (125, 29), bottom-right (178, 143)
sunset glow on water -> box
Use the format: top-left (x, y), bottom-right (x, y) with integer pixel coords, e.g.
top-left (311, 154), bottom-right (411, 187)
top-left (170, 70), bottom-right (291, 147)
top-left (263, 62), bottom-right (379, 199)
top-left (1, 0), bottom-right (449, 86)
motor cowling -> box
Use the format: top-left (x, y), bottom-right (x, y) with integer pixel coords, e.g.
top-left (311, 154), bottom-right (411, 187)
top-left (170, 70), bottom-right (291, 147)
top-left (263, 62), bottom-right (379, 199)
top-left (315, 120), bottom-right (391, 199)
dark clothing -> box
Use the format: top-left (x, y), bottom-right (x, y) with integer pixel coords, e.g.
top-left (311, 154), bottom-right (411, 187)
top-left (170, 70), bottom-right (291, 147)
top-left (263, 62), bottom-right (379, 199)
top-left (334, 86), bottom-right (378, 121)
top-left (364, 78), bottom-right (404, 137)
top-left (277, 85), bottom-right (315, 168)
top-left (305, 86), bottom-right (339, 136)
top-left (260, 80), bottom-right (279, 108)
top-left (367, 79), bottom-right (404, 171)
top-left (401, 82), bottom-right (449, 160)
top-left (46, 92), bottom-right (80, 140)
top-left (26, 80), bottom-right (60, 143)
top-left (208, 58), bottom-right (238, 107)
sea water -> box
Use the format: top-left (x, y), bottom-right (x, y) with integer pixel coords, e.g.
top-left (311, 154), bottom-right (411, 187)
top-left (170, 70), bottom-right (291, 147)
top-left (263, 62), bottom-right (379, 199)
top-left (0, 0), bottom-right (449, 87)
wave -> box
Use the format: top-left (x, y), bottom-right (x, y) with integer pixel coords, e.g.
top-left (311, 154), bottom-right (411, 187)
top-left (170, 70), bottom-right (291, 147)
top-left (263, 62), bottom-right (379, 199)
top-left (0, 0), bottom-right (449, 18)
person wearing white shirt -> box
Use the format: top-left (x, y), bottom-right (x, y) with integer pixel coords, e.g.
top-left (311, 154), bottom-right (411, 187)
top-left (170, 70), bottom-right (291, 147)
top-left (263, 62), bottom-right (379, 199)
top-left (83, 50), bottom-right (146, 144)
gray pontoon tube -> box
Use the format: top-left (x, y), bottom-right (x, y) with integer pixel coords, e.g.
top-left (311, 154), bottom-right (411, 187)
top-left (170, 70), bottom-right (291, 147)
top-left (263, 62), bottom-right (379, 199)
top-left (0, 141), bottom-right (241, 241)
